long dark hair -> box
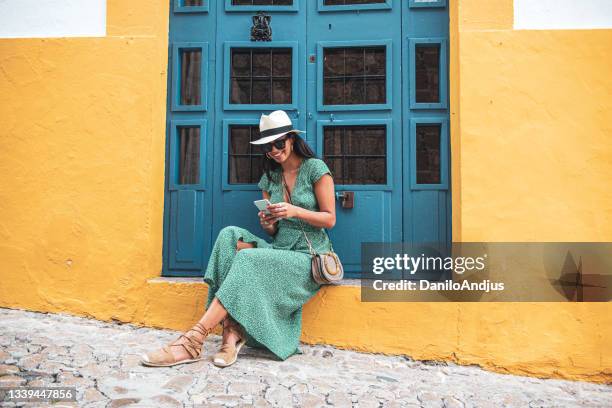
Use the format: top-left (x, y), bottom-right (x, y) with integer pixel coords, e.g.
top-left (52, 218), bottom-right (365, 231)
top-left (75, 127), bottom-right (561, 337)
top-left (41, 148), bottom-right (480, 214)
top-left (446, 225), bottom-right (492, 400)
top-left (261, 132), bottom-right (316, 183)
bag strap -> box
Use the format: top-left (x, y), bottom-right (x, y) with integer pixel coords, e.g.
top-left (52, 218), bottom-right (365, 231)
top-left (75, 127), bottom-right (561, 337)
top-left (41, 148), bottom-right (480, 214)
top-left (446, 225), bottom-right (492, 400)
top-left (281, 172), bottom-right (317, 256)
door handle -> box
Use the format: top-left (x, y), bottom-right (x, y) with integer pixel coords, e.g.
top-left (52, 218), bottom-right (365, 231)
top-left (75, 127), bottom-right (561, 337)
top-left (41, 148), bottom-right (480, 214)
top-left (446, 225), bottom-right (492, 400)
top-left (335, 191), bottom-right (354, 209)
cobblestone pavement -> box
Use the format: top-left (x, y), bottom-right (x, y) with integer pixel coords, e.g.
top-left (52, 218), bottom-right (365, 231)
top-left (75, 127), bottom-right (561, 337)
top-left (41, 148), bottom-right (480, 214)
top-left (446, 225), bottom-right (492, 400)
top-left (0, 308), bottom-right (610, 407)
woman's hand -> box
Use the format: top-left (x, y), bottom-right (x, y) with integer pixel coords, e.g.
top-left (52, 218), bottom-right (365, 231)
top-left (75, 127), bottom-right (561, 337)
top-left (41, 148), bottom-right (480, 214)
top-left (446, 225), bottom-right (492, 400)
top-left (267, 202), bottom-right (301, 220)
top-left (258, 210), bottom-right (279, 231)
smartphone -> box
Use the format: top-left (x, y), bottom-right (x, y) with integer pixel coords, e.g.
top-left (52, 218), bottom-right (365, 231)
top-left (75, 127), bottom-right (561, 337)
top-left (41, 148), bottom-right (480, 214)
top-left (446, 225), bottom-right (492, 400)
top-left (254, 199), bottom-right (272, 215)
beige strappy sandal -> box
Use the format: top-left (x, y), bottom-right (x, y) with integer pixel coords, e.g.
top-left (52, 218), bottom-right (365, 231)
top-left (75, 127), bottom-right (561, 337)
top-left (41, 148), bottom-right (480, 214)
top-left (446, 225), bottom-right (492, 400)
top-left (212, 317), bottom-right (247, 368)
top-left (140, 322), bottom-right (211, 367)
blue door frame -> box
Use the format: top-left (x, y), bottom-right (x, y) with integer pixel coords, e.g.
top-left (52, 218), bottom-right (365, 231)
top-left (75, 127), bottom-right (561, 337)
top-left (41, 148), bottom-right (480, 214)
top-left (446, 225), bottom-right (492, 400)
top-left (162, 0), bottom-right (450, 278)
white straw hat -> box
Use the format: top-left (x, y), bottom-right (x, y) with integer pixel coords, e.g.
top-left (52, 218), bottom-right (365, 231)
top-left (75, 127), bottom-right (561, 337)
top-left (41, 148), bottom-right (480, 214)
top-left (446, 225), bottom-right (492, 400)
top-left (250, 110), bottom-right (306, 145)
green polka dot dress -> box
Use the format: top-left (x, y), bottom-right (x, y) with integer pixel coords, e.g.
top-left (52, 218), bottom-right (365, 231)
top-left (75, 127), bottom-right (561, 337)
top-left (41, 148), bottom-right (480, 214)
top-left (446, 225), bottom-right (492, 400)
top-left (203, 157), bottom-right (334, 360)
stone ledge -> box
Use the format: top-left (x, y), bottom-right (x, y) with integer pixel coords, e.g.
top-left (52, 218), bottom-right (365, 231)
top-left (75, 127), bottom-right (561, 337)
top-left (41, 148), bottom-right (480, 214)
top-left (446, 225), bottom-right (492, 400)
top-left (148, 276), bottom-right (361, 287)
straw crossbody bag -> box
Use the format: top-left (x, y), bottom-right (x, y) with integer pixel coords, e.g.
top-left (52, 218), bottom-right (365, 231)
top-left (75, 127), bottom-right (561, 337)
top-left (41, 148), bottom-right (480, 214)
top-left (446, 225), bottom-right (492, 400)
top-left (281, 172), bottom-right (344, 285)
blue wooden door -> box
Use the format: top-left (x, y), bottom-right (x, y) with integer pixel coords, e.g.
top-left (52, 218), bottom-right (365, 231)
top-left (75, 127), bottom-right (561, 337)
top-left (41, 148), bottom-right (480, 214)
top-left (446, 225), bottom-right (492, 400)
top-left (163, 0), bottom-right (450, 278)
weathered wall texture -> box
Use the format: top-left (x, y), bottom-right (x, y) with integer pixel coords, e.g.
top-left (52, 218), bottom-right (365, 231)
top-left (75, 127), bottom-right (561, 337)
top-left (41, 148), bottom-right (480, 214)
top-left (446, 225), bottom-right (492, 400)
top-left (0, 1), bottom-right (169, 322)
top-left (447, 0), bottom-right (611, 383)
top-left (0, 0), bottom-right (610, 384)
top-left (455, 0), bottom-right (612, 242)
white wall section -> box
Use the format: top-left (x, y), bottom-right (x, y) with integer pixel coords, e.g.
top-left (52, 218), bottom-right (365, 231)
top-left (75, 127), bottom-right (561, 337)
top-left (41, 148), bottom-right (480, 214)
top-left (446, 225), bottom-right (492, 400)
top-left (515, 0), bottom-right (612, 30)
top-left (0, 0), bottom-right (106, 38)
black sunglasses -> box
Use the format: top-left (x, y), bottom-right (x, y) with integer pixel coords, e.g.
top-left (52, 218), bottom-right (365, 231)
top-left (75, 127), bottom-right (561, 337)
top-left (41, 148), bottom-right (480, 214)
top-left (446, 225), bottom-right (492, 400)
top-left (260, 135), bottom-right (290, 153)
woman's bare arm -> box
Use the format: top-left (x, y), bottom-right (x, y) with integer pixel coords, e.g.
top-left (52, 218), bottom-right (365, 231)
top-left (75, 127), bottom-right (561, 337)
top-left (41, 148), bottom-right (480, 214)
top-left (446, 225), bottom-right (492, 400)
top-left (294, 174), bottom-right (336, 229)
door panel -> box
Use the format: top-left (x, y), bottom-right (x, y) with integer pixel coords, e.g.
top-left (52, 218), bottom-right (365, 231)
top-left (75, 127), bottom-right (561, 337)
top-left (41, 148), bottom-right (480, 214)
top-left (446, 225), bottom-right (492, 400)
top-left (169, 190), bottom-right (204, 270)
top-left (165, 1), bottom-right (215, 276)
top-left (402, 1), bottom-right (451, 250)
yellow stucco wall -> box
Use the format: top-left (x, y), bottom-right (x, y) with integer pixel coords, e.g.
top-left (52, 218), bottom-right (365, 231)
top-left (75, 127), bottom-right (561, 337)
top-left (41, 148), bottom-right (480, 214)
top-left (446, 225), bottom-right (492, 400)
top-left (0, 0), bottom-right (169, 317)
top-left (0, 0), bottom-right (610, 384)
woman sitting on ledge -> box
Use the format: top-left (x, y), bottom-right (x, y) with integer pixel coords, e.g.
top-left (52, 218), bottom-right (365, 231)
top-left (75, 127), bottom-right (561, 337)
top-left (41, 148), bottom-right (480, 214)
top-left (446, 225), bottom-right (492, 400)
top-left (141, 110), bottom-right (336, 367)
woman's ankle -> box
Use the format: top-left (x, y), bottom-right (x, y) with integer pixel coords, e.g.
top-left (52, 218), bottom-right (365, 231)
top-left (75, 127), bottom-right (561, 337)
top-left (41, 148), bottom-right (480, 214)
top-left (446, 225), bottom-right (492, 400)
top-left (223, 333), bottom-right (240, 347)
top-left (187, 321), bottom-right (213, 342)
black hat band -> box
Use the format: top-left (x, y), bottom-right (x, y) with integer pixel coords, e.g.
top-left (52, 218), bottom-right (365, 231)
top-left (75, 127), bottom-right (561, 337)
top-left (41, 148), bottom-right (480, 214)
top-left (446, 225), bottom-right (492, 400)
top-left (259, 124), bottom-right (294, 138)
